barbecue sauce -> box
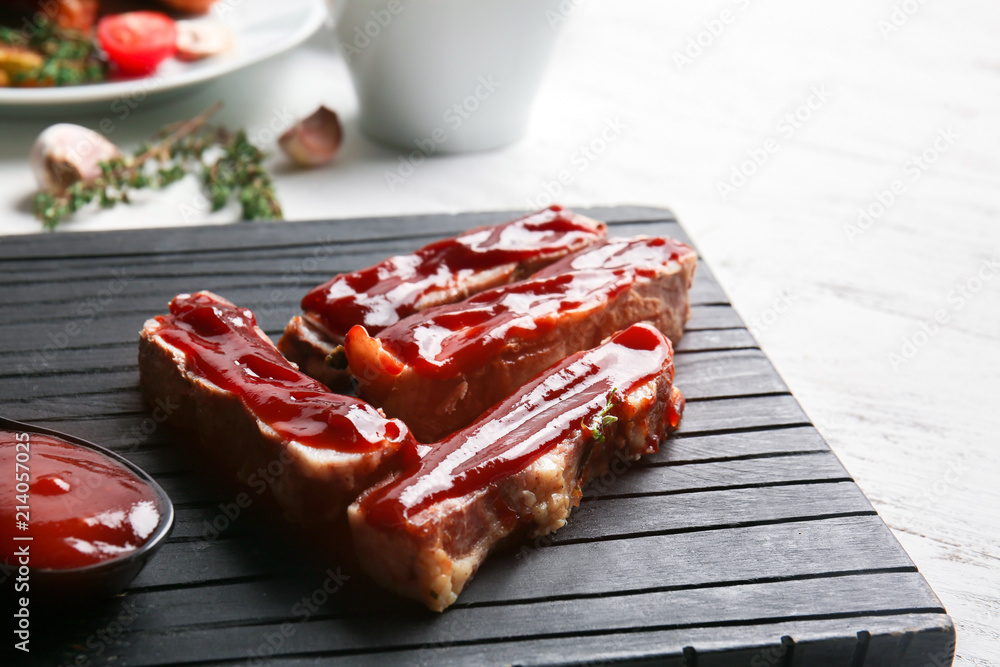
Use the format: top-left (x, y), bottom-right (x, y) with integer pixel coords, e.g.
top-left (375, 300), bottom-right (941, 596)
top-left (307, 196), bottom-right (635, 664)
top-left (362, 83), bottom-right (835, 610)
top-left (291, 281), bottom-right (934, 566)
top-left (359, 324), bottom-right (678, 531)
top-left (0, 432), bottom-right (162, 570)
top-left (157, 292), bottom-right (409, 453)
top-left (301, 205), bottom-right (606, 339)
top-left (353, 236), bottom-right (694, 381)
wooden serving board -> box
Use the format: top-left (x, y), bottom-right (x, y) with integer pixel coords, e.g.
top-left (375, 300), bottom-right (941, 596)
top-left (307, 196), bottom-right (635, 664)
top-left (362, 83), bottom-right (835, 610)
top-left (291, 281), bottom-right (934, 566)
top-left (0, 207), bottom-right (954, 666)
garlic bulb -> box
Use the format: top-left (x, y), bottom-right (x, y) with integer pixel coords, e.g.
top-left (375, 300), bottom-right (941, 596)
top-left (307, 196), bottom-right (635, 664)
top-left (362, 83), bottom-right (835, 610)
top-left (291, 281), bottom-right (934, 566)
top-left (279, 106), bottom-right (343, 167)
top-left (30, 124), bottom-right (122, 194)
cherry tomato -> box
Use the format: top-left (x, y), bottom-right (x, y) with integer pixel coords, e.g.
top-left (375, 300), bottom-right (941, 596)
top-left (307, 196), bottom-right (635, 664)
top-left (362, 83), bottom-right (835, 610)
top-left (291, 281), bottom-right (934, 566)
top-left (97, 12), bottom-right (178, 76)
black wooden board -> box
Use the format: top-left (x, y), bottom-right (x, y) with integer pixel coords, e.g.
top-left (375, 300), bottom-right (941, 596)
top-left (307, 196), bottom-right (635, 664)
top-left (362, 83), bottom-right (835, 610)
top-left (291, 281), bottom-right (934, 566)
top-left (0, 207), bottom-right (954, 666)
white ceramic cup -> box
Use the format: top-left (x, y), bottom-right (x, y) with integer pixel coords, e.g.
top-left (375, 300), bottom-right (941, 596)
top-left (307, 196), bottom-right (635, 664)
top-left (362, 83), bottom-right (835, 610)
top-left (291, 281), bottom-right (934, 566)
top-left (333, 0), bottom-right (565, 153)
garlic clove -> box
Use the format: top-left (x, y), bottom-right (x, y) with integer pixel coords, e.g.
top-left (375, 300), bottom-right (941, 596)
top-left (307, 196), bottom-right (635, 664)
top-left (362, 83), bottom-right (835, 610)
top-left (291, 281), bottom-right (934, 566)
top-left (175, 21), bottom-right (234, 62)
top-left (279, 106), bottom-right (343, 167)
top-left (30, 124), bottom-right (122, 194)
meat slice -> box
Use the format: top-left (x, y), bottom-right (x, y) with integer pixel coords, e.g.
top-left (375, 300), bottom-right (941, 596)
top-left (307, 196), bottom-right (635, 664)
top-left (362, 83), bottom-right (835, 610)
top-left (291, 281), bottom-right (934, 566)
top-left (349, 323), bottom-right (685, 611)
top-left (138, 291), bottom-right (412, 522)
top-left (277, 206), bottom-right (606, 388)
top-left (346, 236), bottom-right (697, 442)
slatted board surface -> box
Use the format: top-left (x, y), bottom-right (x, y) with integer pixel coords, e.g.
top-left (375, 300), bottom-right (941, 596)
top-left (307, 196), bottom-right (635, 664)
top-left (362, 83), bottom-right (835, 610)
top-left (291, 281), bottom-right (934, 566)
top-left (0, 207), bottom-right (954, 666)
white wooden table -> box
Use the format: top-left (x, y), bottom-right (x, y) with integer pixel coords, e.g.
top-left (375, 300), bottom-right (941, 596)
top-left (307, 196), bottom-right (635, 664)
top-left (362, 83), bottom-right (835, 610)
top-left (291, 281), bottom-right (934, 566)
top-left (1, 1), bottom-right (997, 664)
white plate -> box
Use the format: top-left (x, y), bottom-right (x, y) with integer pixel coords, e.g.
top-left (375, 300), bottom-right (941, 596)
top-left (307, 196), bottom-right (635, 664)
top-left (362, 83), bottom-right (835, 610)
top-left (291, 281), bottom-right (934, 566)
top-left (0, 0), bottom-right (328, 108)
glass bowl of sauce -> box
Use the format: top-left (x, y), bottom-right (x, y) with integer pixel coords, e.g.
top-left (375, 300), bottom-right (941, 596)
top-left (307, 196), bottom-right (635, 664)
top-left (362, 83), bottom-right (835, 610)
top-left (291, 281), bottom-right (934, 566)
top-left (0, 417), bottom-right (174, 602)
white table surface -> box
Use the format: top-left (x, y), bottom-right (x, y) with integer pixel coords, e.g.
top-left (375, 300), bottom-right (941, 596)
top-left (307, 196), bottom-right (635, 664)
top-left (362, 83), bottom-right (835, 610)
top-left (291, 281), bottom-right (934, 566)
top-left (1, 1), bottom-right (997, 664)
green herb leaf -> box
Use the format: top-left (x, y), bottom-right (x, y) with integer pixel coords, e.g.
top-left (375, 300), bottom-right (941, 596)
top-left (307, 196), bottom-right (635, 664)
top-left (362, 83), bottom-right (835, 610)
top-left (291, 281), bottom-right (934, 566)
top-left (32, 103), bottom-right (284, 230)
top-left (581, 388), bottom-right (619, 443)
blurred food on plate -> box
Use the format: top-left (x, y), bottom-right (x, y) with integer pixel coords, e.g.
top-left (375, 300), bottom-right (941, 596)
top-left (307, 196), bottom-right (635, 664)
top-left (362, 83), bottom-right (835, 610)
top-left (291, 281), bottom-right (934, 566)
top-left (0, 1), bottom-right (230, 87)
top-left (1, 0), bottom-right (218, 32)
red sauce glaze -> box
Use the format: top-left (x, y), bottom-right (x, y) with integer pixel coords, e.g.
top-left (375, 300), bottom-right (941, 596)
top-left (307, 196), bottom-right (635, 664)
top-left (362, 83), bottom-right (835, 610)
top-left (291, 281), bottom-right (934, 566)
top-left (532, 235), bottom-right (692, 277)
top-left (357, 236), bottom-right (692, 381)
top-left (0, 432), bottom-right (161, 570)
top-left (359, 324), bottom-right (677, 531)
top-left (157, 292), bottom-right (410, 453)
top-left (301, 206), bottom-right (606, 340)
top-left (667, 386), bottom-right (685, 430)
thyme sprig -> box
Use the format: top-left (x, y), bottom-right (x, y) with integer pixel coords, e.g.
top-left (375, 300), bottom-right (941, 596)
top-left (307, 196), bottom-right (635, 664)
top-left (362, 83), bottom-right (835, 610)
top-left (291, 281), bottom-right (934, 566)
top-left (33, 103), bottom-right (284, 230)
top-left (582, 388), bottom-right (619, 443)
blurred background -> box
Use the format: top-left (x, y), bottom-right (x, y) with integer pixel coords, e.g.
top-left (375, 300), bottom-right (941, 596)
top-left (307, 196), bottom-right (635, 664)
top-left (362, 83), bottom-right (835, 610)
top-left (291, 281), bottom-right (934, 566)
top-left (0, 1), bottom-right (997, 664)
